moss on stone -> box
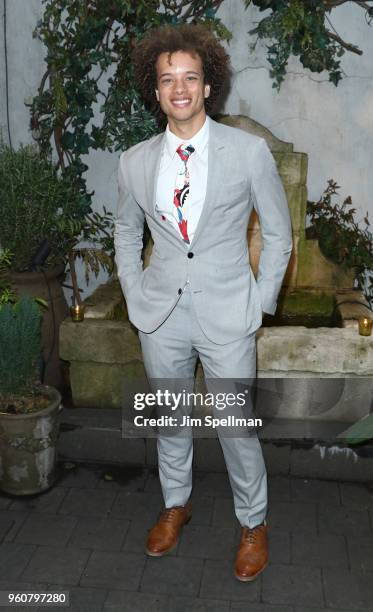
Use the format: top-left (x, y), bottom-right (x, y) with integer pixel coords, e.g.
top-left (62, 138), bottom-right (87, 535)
top-left (280, 290), bottom-right (335, 317)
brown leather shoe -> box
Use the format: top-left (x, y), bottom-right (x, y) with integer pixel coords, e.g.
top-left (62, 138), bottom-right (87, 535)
top-left (235, 523), bottom-right (269, 581)
top-left (145, 503), bottom-right (192, 557)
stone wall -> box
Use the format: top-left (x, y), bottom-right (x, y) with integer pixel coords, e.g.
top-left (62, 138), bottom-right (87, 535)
top-left (59, 280), bottom-right (373, 423)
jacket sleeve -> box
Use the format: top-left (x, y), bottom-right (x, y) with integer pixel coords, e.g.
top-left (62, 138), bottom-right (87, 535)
top-left (113, 151), bottom-right (145, 299)
top-left (250, 138), bottom-right (293, 315)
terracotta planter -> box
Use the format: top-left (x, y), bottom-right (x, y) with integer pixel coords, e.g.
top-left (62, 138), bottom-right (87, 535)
top-left (10, 266), bottom-right (69, 388)
top-left (0, 386), bottom-right (62, 496)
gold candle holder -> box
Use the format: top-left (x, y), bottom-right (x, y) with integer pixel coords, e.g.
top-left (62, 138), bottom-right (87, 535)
top-left (70, 304), bottom-right (85, 322)
top-left (358, 315), bottom-right (372, 336)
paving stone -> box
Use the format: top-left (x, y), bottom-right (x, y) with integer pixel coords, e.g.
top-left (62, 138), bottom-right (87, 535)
top-left (0, 543), bottom-right (37, 581)
top-left (291, 531), bottom-right (348, 568)
top-left (262, 442), bottom-right (291, 476)
top-left (190, 495), bottom-right (215, 526)
top-left (294, 608), bottom-right (356, 612)
top-left (0, 509), bottom-right (29, 542)
top-left (21, 546), bottom-right (90, 585)
top-left (8, 487), bottom-right (68, 515)
top-left (267, 501), bottom-right (317, 532)
top-left (15, 513), bottom-right (77, 547)
top-left (96, 466), bottom-right (148, 491)
top-left (41, 585), bottom-right (108, 612)
top-left (231, 603), bottom-right (293, 612)
top-left (290, 477), bottom-right (340, 505)
top-left (318, 504), bottom-right (371, 536)
top-left (104, 590), bottom-right (168, 611)
top-left (340, 482), bottom-right (373, 509)
top-left (262, 564), bottom-right (323, 607)
top-left (58, 488), bottom-right (117, 518)
top-left (121, 520), bottom-right (179, 556)
top-left (346, 535), bottom-right (373, 572)
top-left (0, 515), bottom-right (14, 541)
top-left (269, 530), bottom-right (291, 565)
top-left (56, 463), bottom-right (101, 488)
top-left (110, 491), bottom-right (162, 523)
top-left (105, 591), bottom-right (230, 612)
top-left (140, 556), bottom-right (203, 597)
top-left (178, 525), bottom-right (236, 560)
top-left (0, 494), bottom-right (12, 509)
top-left (193, 438), bottom-right (227, 472)
top-left (81, 550), bottom-right (145, 590)
top-left (323, 568), bottom-right (373, 610)
top-left (211, 497), bottom-right (236, 527)
top-left (59, 427), bottom-right (146, 465)
top-left (143, 470), bottom-right (161, 493)
top-left (200, 559), bottom-right (260, 601)
top-left (268, 476), bottom-right (291, 502)
top-left (168, 596), bottom-right (231, 611)
top-left (145, 438), bottom-right (157, 467)
top-left (193, 472), bottom-right (232, 498)
top-left (67, 517), bottom-right (130, 551)
top-left (0, 580), bottom-right (48, 612)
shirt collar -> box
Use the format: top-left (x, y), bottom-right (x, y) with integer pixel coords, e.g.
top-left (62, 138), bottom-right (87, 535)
top-left (165, 116), bottom-right (209, 159)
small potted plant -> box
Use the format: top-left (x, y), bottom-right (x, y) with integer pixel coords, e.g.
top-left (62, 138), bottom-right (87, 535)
top-left (0, 251), bottom-right (62, 495)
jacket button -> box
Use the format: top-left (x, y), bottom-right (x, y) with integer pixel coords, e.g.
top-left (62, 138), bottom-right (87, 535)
top-left (187, 252), bottom-right (194, 259)
top-left (178, 288), bottom-right (182, 295)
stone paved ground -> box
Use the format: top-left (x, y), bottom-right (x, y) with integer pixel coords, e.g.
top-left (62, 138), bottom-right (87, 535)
top-left (0, 462), bottom-right (373, 612)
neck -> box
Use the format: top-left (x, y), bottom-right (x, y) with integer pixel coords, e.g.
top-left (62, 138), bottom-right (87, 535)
top-left (168, 112), bottom-right (207, 140)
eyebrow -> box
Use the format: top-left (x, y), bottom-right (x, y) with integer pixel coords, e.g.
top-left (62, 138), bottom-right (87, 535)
top-left (159, 70), bottom-right (201, 77)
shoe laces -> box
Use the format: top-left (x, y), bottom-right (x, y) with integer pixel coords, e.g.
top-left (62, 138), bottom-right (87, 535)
top-left (160, 507), bottom-right (181, 523)
top-left (243, 524), bottom-right (263, 544)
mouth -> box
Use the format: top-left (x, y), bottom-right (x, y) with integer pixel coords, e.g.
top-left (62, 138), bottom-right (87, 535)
top-left (171, 99), bottom-right (192, 107)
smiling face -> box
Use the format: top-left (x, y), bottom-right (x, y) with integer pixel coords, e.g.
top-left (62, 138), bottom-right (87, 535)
top-left (155, 50), bottom-right (210, 137)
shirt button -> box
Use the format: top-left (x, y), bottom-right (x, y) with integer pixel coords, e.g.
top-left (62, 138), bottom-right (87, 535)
top-left (178, 288), bottom-right (182, 295)
top-left (187, 252), bottom-right (194, 259)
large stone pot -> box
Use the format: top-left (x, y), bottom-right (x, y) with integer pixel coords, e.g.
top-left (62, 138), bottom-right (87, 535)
top-left (10, 266), bottom-right (69, 388)
top-left (0, 386), bottom-right (62, 496)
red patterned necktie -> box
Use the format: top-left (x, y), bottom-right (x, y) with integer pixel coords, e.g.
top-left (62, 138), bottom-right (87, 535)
top-left (174, 144), bottom-right (195, 243)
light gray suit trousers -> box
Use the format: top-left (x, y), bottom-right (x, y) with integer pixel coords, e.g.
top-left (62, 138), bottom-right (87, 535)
top-left (139, 284), bottom-right (267, 528)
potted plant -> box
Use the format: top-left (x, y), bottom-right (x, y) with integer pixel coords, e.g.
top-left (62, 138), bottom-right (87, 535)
top-left (0, 252), bottom-right (62, 495)
top-left (307, 179), bottom-right (373, 307)
top-left (0, 138), bottom-right (114, 387)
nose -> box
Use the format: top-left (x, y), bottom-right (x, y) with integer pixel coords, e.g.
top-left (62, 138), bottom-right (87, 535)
top-left (173, 78), bottom-right (185, 94)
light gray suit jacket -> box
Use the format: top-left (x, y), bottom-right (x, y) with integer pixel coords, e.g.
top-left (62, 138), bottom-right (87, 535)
top-left (114, 118), bottom-right (293, 344)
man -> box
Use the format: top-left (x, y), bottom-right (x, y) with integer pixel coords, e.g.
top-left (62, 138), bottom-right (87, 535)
top-left (114, 23), bottom-right (292, 581)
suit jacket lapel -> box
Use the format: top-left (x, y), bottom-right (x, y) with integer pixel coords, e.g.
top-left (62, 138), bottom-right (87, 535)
top-left (190, 118), bottom-right (225, 247)
top-left (144, 132), bottom-right (165, 216)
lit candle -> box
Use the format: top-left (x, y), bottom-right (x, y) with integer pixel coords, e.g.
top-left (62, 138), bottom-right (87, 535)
top-left (70, 304), bottom-right (85, 322)
top-left (358, 316), bottom-right (372, 336)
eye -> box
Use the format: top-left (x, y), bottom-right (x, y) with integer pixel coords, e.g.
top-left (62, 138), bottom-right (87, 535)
top-left (186, 76), bottom-right (197, 81)
top-left (160, 78), bottom-right (172, 85)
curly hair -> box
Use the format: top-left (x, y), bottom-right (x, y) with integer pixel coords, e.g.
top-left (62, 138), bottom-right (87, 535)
top-left (132, 23), bottom-right (231, 120)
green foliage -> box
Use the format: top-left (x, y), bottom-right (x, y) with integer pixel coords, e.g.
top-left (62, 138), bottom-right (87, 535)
top-left (0, 138), bottom-right (114, 282)
top-left (0, 250), bottom-right (16, 306)
top-left (0, 296), bottom-right (42, 396)
top-left (0, 139), bottom-right (88, 272)
top-left (339, 413), bottom-right (373, 445)
top-left (307, 179), bottom-right (373, 307)
top-left (249, 0), bottom-right (346, 89)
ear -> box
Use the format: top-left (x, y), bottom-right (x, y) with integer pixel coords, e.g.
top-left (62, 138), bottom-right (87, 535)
top-left (204, 83), bottom-right (211, 98)
top-left (155, 89), bottom-right (160, 101)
